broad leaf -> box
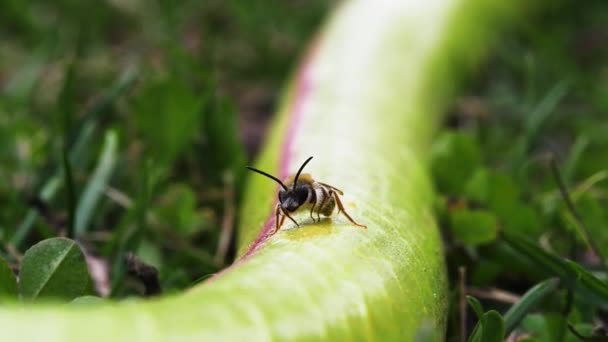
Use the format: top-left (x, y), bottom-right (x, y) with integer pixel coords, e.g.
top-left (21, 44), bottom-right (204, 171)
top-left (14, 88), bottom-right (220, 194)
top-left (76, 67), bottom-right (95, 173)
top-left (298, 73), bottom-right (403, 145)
top-left (431, 132), bottom-right (481, 195)
top-left (521, 313), bottom-right (567, 342)
top-left (19, 238), bottom-right (90, 301)
top-left (469, 310), bottom-right (505, 342)
top-left (450, 209), bottom-right (499, 245)
top-left (480, 311), bottom-right (505, 342)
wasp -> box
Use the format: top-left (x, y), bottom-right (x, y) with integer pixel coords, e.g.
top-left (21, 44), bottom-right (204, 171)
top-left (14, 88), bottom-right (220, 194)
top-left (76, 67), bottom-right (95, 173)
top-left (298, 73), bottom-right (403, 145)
top-left (246, 156), bottom-right (367, 234)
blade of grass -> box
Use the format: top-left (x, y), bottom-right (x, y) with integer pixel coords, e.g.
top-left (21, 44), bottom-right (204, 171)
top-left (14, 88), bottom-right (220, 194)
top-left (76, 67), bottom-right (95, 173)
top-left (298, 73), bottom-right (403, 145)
top-left (460, 267), bottom-right (467, 342)
top-left (62, 149), bottom-right (76, 237)
top-left (549, 155), bottom-right (608, 269)
top-left (503, 278), bottom-right (560, 334)
top-left (59, 56), bottom-right (79, 238)
top-left (110, 159), bottom-right (155, 295)
top-left (11, 178), bottom-right (62, 247)
top-left (567, 322), bottom-right (607, 341)
top-left (563, 136), bottom-right (589, 183)
top-left (0, 256), bottom-right (17, 298)
top-left (524, 82), bottom-right (568, 141)
top-left (511, 82), bottom-right (569, 172)
top-left (10, 69), bottom-right (137, 248)
top-left (503, 232), bottom-right (608, 309)
top-left (467, 295), bottom-right (485, 320)
top-left (74, 130), bottom-right (118, 237)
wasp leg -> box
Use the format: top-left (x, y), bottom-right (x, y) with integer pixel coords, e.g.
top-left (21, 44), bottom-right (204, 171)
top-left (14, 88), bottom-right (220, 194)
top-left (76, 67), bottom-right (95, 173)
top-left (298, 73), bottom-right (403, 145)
top-left (272, 205), bottom-right (294, 235)
top-left (331, 191), bottom-right (367, 229)
top-left (283, 209), bottom-right (299, 228)
top-left (318, 182), bottom-right (344, 195)
top-left (272, 203), bottom-right (283, 235)
top-left (309, 197), bottom-right (317, 223)
top-left (317, 187), bottom-right (329, 222)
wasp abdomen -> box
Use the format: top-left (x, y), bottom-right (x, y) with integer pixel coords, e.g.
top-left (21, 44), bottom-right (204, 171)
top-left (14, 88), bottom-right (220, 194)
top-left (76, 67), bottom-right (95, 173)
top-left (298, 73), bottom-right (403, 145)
top-left (314, 185), bottom-right (336, 217)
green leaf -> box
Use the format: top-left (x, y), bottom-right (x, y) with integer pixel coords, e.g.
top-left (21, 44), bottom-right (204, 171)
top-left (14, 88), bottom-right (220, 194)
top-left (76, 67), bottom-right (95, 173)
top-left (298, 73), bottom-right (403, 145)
top-left (19, 238), bottom-right (90, 301)
top-left (464, 169), bottom-right (539, 236)
top-left (467, 295), bottom-right (485, 319)
top-left (469, 310), bottom-right (505, 342)
top-left (59, 59), bottom-right (79, 238)
top-left (108, 160), bottom-right (166, 294)
top-left (471, 260), bottom-right (503, 286)
top-left (566, 323), bottom-right (601, 342)
top-left (504, 278), bottom-right (560, 334)
top-left (450, 209), bottom-right (499, 245)
top-left (503, 232), bottom-right (608, 309)
top-left (62, 148), bottom-right (77, 237)
top-left (563, 135), bottom-right (589, 183)
top-left (156, 184), bottom-right (206, 237)
top-left (501, 203), bottom-right (543, 236)
top-left (465, 169), bottom-right (519, 209)
top-left (201, 95), bottom-right (246, 184)
top-left (10, 69), bottom-right (137, 248)
top-left (480, 311), bottom-right (505, 342)
top-left (431, 132), bottom-right (481, 194)
top-left (0, 257), bottom-right (17, 299)
top-left (524, 82), bottom-right (569, 140)
top-left (568, 194), bottom-right (608, 258)
top-left (134, 77), bottom-right (203, 165)
top-left (521, 313), bottom-right (566, 342)
top-left (510, 82), bottom-right (569, 170)
top-left (74, 130), bottom-right (118, 237)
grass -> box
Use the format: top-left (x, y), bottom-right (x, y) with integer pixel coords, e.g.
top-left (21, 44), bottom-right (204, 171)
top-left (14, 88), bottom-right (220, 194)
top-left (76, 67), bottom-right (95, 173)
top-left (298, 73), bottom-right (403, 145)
top-left (1, 0), bottom-right (608, 340)
top-left (436, 1), bottom-right (608, 339)
top-left (0, 0), bottom-right (327, 296)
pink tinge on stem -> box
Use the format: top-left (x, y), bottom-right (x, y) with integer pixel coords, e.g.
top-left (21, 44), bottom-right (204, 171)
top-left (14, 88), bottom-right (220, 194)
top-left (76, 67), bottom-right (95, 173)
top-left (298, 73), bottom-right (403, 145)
top-left (239, 48), bottom-right (317, 260)
top-left (205, 44), bottom-right (318, 282)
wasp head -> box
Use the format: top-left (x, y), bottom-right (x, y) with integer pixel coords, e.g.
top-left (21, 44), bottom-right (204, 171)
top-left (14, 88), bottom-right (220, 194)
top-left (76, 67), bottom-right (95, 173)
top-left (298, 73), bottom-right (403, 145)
top-left (246, 156), bottom-right (314, 213)
top-left (278, 183), bottom-right (309, 212)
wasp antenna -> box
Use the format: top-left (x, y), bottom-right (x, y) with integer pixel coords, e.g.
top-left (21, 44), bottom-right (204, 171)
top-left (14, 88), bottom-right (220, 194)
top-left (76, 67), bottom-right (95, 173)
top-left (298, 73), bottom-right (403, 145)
top-left (245, 166), bottom-right (289, 191)
top-left (293, 156), bottom-right (314, 190)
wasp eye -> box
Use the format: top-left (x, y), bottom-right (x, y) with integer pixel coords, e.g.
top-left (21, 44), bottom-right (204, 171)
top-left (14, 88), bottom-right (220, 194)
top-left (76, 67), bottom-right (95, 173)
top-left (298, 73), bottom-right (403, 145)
top-left (295, 186), bottom-right (309, 203)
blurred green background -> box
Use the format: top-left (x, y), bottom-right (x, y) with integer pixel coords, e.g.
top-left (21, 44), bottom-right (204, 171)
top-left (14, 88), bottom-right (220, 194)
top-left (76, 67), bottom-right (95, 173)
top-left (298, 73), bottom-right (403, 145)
top-left (1, 0), bottom-right (608, 340)
top-left (0, 0), bottom-right (329, 295)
